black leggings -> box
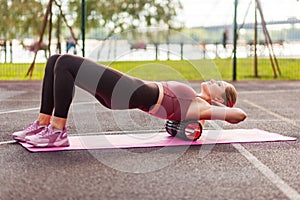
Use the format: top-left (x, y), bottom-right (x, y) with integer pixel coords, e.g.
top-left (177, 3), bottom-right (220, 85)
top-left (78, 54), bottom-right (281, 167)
top-left (40, 54), bottom-right (159, 118)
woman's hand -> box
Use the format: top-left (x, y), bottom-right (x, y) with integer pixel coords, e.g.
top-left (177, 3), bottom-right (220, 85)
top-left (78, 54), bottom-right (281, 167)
top-left (222, 107), bottom-right (247, 124)
top-left (211, 100), bottom-right (247, 124)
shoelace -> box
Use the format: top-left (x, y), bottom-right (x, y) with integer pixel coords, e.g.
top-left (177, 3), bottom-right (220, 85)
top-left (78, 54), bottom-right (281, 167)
top-left (36, 127), bottom-right (50, 136)
top-left (25, 122), bottom-right (38, 132)
top-left (35, 124), bottom-right (68, 137)
top-left (37, 126), bottom-right (66, 137)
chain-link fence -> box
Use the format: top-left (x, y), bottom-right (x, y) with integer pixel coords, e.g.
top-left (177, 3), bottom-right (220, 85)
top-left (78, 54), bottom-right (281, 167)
top-left (1, 0), bottom-right (300, 80)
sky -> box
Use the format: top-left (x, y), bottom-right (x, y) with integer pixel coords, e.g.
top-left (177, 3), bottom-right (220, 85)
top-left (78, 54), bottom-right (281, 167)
top-left (180, 0), bottom-right (300, 27)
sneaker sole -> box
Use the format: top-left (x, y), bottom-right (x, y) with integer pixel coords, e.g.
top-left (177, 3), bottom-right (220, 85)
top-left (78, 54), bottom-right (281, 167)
top-left (26, 140), bottom-right (70, 148)
top-left (12, 136), bottom-right (26, 142)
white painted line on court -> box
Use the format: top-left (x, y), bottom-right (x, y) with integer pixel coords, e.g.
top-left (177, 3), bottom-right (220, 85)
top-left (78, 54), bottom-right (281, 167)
top-left (0, 107), bottom-right (40, 115)
top-left (246, 119), bottom-right (300, 122)
top-left (0, 99), bottom-right (40, 102)
top-left (0, 101), bottom-right (98, 115)
top-left (209, 121), bottom-right (300, 200)
top-left (243, 99), bottom-right (300, 129)
top-left (0, 140), bottom-right (16, 145)
top-left (71, 101), bottom-right (98, 106)
top-left (232, 143), bottom-right (300, 200)
top-left (239, 89), bottom-right (300, 95)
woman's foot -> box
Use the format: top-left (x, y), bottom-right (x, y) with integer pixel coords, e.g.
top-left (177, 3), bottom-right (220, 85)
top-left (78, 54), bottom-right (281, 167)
top-left (25, 124), bottom-right (69, 147)
top-left (12, 120), bottom-right (47, 142)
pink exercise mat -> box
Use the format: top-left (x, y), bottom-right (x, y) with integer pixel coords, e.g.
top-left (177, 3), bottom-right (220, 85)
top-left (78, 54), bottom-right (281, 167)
top-left (19, 129), bottom-right (296, 152)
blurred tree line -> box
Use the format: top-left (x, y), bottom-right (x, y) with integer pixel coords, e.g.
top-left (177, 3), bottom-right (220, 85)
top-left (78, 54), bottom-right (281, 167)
top-left (0, 0), bottom-right (184, 42)
top-left (0, 0), bottom-right (44, 40)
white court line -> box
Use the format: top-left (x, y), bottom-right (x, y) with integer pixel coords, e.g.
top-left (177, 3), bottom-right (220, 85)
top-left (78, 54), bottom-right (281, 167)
top-left (0, 101), bottom-right (98, 115)
top-left (239, 89), bottom-right (300, 95)
top-left (233, 143), bottom-right (300, 200)
top-left (243, 100), bottom-right (300, 129)
top-left (0, 140), bottom-right (16, 145)
top-left (0, 107), bottom-right (40, 115)
top-left (209, 121), bottom-right (300, 200)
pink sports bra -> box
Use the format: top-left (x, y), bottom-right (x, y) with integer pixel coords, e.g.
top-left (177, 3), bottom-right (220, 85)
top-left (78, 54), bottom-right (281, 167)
top-left (149, 81), bottom-right (198, 121)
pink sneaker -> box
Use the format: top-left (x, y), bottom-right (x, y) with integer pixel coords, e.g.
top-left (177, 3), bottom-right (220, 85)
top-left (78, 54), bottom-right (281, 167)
top-left (25, 125), bottom-right (70, 147)
top-left (12, 120), bottom-right (47, 142)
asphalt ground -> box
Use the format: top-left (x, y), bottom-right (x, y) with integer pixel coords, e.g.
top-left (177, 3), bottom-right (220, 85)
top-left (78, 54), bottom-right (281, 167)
top-left (0, 80), bottom-right (300, 200)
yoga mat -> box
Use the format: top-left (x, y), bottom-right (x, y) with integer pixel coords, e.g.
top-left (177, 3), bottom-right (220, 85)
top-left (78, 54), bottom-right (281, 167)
top-left (19, 129), bottom-right (296, 152)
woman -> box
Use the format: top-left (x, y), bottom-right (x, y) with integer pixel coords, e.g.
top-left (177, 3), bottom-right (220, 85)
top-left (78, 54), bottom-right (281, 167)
top-left (12, 54), bottom-right (247, 147)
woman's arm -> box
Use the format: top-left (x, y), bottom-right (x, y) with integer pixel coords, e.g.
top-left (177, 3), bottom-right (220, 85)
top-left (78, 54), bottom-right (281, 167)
top-left (186, 98), bottom-right (247, 124)
top-left (205, 106), bottom-right (247, 124)
top-left (210, 99), bottom-right (247, 123)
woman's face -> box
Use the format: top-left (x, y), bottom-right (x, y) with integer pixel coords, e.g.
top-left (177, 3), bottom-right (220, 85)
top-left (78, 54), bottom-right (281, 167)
top-left (201, 79), bottom-right (230, 101)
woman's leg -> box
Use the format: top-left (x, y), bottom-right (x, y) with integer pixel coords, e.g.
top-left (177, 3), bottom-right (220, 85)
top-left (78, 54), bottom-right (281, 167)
top-left (40, 54), bottom-right (60, 115)
top-left (38, 54), bottom-right (62, 126)
top-left (12, 54), bottom-right (61, 141)
top-left (21, 54), bottom-right (159, 147)
top-left (51, 54), bottom-right (159, 128)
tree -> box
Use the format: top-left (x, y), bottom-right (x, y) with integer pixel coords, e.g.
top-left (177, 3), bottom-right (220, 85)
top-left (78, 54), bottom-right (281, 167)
top-left (0, 0), bottom-right (183, 44)
top-left (66, 0), bottom-right (183, 39)
top-left (0, 0), bottom-right (44, 40)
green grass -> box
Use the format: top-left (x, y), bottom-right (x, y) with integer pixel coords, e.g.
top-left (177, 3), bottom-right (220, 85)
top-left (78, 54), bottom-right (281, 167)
top-left (0, 63), bottom-right (45, 80)
top-left (1, 58), bottom-right (299, 81)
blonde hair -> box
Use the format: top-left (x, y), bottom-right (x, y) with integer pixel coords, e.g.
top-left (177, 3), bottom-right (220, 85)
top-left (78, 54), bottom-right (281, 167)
top-left (222, 84), bottom-right (237, 107)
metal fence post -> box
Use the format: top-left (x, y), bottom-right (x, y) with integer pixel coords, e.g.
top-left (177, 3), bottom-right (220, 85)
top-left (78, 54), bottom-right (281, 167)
top-left (81, 0), bottom-right (86, 57)
top-left (233, 0), bottom-right (238, 81)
